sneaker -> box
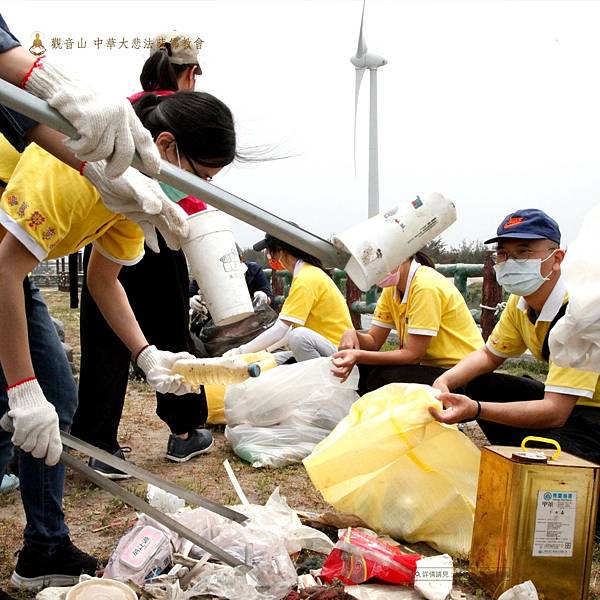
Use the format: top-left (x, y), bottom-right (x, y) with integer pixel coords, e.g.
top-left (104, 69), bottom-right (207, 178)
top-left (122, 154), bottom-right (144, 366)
top-left (0, 474), bottom-right (19, 494)
top-left (11, 537), bottom-right (99, 590)
top-left (88, 446), bottom-right (132, 480)
top-left (166, 429), bottom-right (213, 463)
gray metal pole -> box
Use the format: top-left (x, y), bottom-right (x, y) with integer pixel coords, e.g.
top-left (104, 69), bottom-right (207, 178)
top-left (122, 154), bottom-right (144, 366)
top-left (0, 79), bottom-right (350, 268)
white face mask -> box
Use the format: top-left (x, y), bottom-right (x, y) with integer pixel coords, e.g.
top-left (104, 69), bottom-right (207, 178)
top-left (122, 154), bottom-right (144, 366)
top-left (493, 250), bottom-right (557, 296)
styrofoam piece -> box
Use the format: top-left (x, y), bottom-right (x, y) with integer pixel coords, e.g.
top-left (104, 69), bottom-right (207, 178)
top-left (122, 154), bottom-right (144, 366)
top-left (414, 554), bottom-right (453, 600)
top-left (333, 193), bottom-right (457, 291)
top-left (345, 584), bottom-right (422, 599)
top-left (147, 484), bottom-right (185, 514)
top-left (181, 210), bottom-right (253, 325)
top-left (497, 581), bottom-right (539, 600)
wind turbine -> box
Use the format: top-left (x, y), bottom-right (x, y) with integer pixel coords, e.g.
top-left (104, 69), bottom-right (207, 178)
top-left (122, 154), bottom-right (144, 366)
top-left (351, 0), bottom-right (387, 218)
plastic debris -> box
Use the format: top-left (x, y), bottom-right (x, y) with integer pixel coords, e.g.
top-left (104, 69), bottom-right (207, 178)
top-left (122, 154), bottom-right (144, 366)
top-left (345, 585), bottom-right (423, 599)
top-left (497, 581), bottom-right (539, 600)
top-left (147, 484), bottom-right (185, 515)
top-left (414, 554), bottom-right (453, 600)
top-left (320, 528), bottom-right (420, 586)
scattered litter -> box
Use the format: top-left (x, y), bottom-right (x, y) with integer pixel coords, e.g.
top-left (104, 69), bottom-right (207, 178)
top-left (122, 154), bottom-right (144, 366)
top-left (345, 585), bottom-right (423, 599)
top-left (497, 581), bottom-right (539, 600)
top-left (414, 554), bottom-right (453, 600)
top-left (147, 484), bottom-right (185, 515)
top-left (103, 523), bottom-right (174, 585)
top-left (223, 458), bottom-right (250, 505)
top-left (304, 383), bottom-right (480, 557)
top-left (225, 357), bottom-right (359, 467)
top-left (36, 587), bottom-right (71, 600)
top-left (320, 528), bottom-right (420, 586)
top-left (286, 583), bottom-right (356, 599)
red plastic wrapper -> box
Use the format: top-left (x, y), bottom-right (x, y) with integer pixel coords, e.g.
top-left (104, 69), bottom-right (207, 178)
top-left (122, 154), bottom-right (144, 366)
top-left (320, 528), bottom-right (421, 586)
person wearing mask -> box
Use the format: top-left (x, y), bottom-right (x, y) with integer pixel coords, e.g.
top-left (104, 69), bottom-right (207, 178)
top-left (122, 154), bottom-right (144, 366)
top-left (331, 252), bottom-right (484, 395)
top-left (0, 89), bottom-right (237, 590)
top-left (430, 209), bottom-right (600, 466)
top-left (72, 32), bottom-right (214, 475)
top-left (224, 233), bottom-right (353, 361)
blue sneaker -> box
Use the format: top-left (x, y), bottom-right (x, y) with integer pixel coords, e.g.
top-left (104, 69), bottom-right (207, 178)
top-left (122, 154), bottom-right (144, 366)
top-left (166, 429), bottom-right (213, 463)
top-left (88, 447), bottom-right (132, 480)
top-left (0, 474), bottom-right (19, 494)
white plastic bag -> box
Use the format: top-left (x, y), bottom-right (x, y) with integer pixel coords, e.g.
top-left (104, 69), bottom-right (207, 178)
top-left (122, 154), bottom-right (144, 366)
top-left (497, 580), bottom-right (539, 600)
top-left (224, 357), bottom-right (358, 467)
top-left (550, 203), bottom-right (600, 371)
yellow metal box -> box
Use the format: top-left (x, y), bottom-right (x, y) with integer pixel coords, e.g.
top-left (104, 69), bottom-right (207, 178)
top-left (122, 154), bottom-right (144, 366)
top-left (469, 444), bottom-right (599, 599)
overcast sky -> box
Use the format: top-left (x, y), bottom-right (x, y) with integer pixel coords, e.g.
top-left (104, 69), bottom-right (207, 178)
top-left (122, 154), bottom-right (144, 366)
top-left (4, 0), bottom-right (600, 249)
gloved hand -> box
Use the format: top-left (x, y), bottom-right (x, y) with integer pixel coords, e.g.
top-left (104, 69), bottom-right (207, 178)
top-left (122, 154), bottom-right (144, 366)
top-left (223, 346), bottom-right (244, 358)
top-left (190, 293), bottom-right (209, 318)
top-left (82, 161), bottom-right (189, 251)
top-left (136, 345), bottom-right (196, 395)
top-left (0, 378), bottom-right (62, 466)
top-left (24, 58), bottom-right (160, 178)
top-left (253, 290), bottom-right (268, 307)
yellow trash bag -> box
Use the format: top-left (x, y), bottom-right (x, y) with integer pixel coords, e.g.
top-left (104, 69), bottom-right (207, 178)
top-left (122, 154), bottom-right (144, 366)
top-left (303, 383), bottom-right (480, 558)
top-left (205, 352), bottom-right (277, 424)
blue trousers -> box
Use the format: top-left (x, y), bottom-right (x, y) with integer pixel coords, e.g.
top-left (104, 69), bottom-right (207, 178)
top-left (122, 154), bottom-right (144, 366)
top-left (0, 279), bottom-right (78, 552)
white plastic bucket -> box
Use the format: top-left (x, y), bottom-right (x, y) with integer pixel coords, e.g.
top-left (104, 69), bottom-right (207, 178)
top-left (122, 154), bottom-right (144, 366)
top-left (332, 193), bottom-right (457, 291)
top-left (182, 210), bottom-right (253, 326)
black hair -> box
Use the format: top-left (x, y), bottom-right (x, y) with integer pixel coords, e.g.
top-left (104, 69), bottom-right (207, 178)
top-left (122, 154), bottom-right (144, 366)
top-left (266, 240), bottom-right (330, 276)
top-left (133, 91), bottom-right (235, 168)
top-left (140, 45), bottom-right (198, 92)
top-left (413, 250), bottom-right (436, 269)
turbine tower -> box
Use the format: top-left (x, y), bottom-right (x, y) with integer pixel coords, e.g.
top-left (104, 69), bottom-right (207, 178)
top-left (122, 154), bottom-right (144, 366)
top-left (351, 0), bottom-right (387, 218)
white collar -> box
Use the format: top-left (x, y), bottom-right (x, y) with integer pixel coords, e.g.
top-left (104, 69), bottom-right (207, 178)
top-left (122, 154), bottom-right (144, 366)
top-left (292, 259), bottom-right (305, 277)
top-left (394, 259), bottom-right (420, 304)
top-left (517, 277), bottom-right (567, 322)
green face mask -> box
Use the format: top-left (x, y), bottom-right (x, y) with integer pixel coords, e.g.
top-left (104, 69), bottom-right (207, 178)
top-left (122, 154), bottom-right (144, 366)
top-left (159, 180), bottom-right (188, 203)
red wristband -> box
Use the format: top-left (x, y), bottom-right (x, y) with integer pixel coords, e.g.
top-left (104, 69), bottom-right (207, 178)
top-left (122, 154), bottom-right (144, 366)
top-left (6, 376), bottom-right (37, 392)
top-left (19, 57), bottom-right (44, 89)
top-left (79, 161), bottom-right (88, 176)
top-left (134, 344), bottom-right (150, 364)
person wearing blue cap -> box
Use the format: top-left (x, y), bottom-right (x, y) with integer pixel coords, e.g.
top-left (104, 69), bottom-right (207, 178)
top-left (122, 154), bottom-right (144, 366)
top-left (430, 208), bottom-right (600, 466)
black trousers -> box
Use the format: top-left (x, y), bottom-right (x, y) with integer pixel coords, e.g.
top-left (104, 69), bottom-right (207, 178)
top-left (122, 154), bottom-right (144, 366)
top-left (359, 364), bottom-right (600, 465)
top-left (71, 238), bottom-right (207, 452)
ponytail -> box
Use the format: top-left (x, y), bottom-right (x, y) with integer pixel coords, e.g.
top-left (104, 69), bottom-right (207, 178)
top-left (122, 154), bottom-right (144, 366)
top-left (132, 91), bottom-right (236, 168)
top-left (413, 250), bottom-right (436, 269)
top-left (140, 44), bottom-right (198, 92)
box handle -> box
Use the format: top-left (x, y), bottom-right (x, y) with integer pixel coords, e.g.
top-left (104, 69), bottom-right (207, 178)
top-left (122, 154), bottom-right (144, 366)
top-left (521, 436), bottom-right (561, 461)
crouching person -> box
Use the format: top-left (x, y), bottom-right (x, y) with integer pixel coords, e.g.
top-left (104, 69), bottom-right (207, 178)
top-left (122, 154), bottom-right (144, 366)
top-left (431, 209), bottom-right (600, 466)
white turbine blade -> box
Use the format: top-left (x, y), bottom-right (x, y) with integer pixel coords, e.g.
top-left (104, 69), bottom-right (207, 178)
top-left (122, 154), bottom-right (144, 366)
top-left (356, 0), bottom-right (367, 57)
top-left (353, 68), bottom-right (365, 174)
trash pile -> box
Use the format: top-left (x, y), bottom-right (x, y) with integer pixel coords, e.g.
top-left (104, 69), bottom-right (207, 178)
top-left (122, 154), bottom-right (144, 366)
top-left (304, 383), bottom-right (481, 558)
top-left (34, 461), bottom-right (478, 600)
top-left (224, 357), bottom-right (359, 467)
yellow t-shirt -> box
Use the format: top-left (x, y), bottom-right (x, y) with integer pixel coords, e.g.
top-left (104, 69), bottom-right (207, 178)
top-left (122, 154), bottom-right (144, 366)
top-left (0, 142), bottom-right (144, 265)
top-left (280, 262), bottom-right (353, 347)
top-left (372, 261), bottom-right (484, 368)
top-left (486, 279), bottom-right (600, 407)
top-left (0, 134), bottom-right (21, 185)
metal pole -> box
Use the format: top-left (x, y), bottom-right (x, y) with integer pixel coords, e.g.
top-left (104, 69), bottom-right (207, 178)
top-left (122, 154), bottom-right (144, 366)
top-left (0, 80), bottom-right (350, 269)
top-left (368, 68), bottom-right (379, 218)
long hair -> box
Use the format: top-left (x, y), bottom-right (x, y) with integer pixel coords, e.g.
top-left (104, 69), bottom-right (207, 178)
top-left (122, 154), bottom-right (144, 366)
top-left (140, 46), bottom-right (198, 92)
top-left (133, 91), bottom-right (235, 168)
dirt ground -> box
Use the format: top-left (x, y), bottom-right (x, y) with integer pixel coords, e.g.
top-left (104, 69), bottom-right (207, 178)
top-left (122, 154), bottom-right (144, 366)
top-left (1, 288), bottom-right (599, 599)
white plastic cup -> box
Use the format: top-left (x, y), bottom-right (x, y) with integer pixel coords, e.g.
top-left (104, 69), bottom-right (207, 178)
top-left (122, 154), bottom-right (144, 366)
top-left (182, 210), bottom-right (253, 326)
top-left (332, 193), bottom-right (457, 291)
top-left (66, 578), bottom-right (137, 600)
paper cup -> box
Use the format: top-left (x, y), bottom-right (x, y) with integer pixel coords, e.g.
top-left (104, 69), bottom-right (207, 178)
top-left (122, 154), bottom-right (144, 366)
top-left (182, 210), bottom-right (253, 326)
top-left (332, 193), bottom-right (457, 291)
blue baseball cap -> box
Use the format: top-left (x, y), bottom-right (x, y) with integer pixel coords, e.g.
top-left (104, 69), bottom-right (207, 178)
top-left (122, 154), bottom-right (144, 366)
top-left (484, 208), bottom-right (561, 245)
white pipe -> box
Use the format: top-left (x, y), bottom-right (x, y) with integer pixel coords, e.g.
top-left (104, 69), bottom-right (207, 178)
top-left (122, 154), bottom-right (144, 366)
top-left (368, 68), bottom-right (379, 218)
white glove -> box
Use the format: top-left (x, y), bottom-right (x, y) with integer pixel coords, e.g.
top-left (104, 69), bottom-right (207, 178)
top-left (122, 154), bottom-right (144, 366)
top-left (82, 161), bottom-right (189, 251)
top-left (0, 379), bottom-right (62, 466)
top-left (223, 347), bottom-right (244, 358)
top-left (136, 345), bottom-right (196, 395)
top-left (253, 291), bottom-right (268, 307)
top-left (190, 294), bottom-right (209, 318)
top-left (25, 59), bottom-right (160, 178)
